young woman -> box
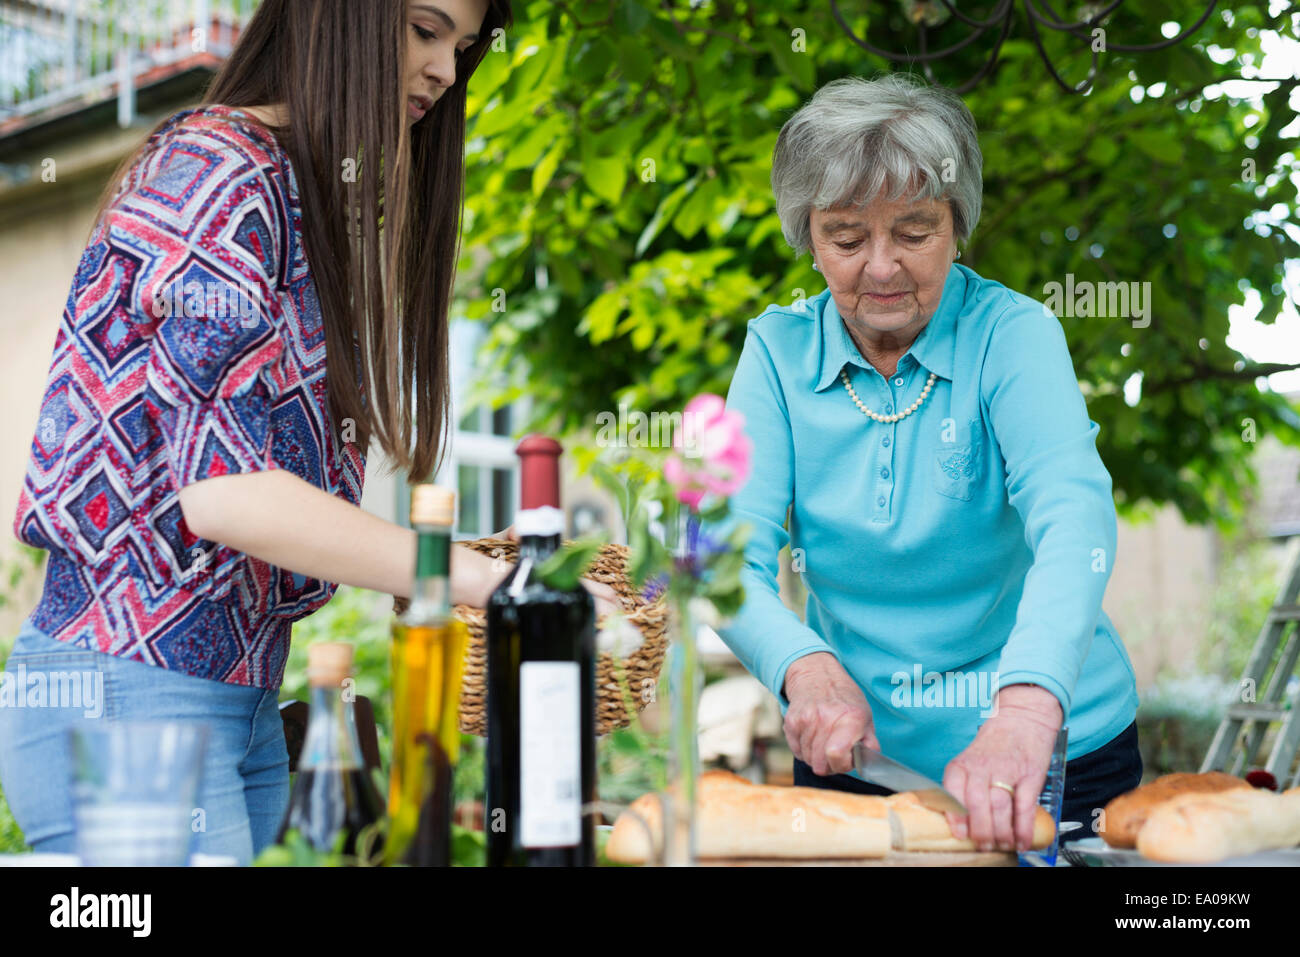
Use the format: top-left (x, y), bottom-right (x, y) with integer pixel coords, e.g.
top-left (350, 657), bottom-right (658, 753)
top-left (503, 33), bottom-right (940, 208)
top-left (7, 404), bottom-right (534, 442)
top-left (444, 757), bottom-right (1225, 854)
top-left (1, 0), bottom-right (611, 865)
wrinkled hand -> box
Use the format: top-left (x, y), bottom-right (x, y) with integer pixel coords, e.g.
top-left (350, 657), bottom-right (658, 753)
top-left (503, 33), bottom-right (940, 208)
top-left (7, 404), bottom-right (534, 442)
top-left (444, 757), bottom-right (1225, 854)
top-left (782, 652), bottom-right (881, 776)
top-left (942, 684), bottom-right (1063, 852)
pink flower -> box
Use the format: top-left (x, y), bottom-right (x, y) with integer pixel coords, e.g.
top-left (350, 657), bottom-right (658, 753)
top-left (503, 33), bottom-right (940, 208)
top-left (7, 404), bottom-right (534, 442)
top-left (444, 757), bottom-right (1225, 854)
top-left (664, 394), bottom-right (753, 509)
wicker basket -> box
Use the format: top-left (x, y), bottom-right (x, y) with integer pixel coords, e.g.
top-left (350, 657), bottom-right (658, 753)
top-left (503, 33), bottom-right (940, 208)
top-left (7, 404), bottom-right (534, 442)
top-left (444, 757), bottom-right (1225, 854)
top-left (392, 538), bottom-right (669, 736)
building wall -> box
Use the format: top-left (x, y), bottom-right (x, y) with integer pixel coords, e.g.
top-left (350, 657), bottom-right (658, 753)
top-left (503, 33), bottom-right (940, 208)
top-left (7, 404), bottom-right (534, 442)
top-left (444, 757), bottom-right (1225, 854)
top-left (0, 149), bottom-right (112, 633)
top-left (1105, 505), bottom-right (1219, 688)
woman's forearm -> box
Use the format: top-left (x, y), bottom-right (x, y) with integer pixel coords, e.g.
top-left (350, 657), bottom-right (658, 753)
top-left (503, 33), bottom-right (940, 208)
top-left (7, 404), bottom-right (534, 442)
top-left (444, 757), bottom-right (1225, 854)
top-left (176, 468), bottom-right (500, 604)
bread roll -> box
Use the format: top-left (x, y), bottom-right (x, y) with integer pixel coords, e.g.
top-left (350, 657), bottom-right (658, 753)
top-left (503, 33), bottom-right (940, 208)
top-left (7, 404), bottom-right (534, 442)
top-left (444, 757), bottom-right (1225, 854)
top-left (604, 771), bottom-right (1054, 863)
top-left (1135, 787), bottom-right (1300, 863)
top-left (1099, 772), bottom-right (1250, 848)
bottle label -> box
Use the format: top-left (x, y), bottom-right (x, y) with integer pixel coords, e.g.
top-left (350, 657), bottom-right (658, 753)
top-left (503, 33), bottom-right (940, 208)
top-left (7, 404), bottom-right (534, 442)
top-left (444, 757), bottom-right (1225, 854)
top-left (519, 661), bottom-right (581, 848)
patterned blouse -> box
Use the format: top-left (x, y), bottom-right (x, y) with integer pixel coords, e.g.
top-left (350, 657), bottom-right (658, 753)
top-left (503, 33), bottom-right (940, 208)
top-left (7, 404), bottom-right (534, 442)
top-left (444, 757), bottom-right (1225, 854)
top-left (13, 105), bottom-right (365, 689)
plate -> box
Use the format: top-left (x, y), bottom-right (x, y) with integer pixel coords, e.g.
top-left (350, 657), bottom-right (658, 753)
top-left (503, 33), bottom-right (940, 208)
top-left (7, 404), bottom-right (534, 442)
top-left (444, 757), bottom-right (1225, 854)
top-left (1067, 837), bottom-right (1300, 867)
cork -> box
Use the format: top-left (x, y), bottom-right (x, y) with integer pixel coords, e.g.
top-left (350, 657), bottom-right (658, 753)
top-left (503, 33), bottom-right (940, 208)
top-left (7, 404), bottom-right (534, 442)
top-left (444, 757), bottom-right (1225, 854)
top-left (306, 641), bottom-right (354, 688)
top-left (410, 484), bottom-right (455, 526)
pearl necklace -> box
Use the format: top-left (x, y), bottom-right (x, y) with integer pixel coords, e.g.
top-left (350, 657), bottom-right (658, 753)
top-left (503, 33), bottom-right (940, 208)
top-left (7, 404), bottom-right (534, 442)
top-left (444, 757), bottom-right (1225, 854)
top-left (840, 368), bottom-right (937, 423)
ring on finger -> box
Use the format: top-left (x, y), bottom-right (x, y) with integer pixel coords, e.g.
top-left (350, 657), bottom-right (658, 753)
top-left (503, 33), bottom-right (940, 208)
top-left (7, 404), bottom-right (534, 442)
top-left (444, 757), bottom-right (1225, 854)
top-left (990, 780), bottom-right (1015, 794)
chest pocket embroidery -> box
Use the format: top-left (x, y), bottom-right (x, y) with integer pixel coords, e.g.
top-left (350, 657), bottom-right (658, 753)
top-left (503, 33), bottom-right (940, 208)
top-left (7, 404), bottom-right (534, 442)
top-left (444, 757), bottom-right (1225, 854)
top-left (934, 420), bottom-right (983, 502)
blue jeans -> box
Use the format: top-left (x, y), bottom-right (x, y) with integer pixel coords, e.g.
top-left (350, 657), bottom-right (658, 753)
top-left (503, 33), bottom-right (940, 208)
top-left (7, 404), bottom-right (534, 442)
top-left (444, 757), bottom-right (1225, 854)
top-left (0, 616), bottom-right (289, 865)
top-left (793, 720), bottom-right (1143, 845)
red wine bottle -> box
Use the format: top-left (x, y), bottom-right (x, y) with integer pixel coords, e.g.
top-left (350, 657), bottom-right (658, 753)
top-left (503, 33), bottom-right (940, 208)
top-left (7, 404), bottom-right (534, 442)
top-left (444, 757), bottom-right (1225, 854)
top-left (278, 642), bottom-right (384, 862)
top-left (486, 435), bottom-right (597, 867)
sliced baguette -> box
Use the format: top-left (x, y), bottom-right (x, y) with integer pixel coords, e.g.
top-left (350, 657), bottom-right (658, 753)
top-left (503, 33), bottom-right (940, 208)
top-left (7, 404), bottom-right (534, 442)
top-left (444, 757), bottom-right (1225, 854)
top-left (885, 791), bottom-right (1055, 852)
top-left (605, 772), bottom-right (1054, 863)
top-left (605, 771), bottom-right (892, 863)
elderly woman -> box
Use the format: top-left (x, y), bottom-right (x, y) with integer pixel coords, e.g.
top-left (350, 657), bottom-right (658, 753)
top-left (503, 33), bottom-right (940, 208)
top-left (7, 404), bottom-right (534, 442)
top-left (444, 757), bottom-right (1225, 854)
top-left (713, 74), bottom-right (1141, 854)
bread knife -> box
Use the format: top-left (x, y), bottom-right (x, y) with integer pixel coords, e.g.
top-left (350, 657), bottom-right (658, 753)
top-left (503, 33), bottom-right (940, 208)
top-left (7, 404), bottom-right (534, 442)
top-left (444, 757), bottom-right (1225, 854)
top-left (852, 743), bottom-right (968, 815)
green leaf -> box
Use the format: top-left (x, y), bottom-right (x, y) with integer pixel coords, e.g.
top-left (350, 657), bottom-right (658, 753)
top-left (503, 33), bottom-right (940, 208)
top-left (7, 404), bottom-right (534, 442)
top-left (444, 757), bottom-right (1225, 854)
top-left (536, 536), bottom-right (608, 590)
top-left (671, 177), bottom-right (723, 239)
top-left (764, 28), bottom-right (814, 91)
top-left (636, 177), bottom-right (698, 257)
top-left (581, 290), bottom-right (625, 343)
top-left (589, 460), bottom-right (631, 525)
top-left (626, 511), bottom-right (655, 588)
top-left (582, 154), bottom-right (628, 206)
top-left (506, 115), bottom-right (566, 171)
top-left (1128, 129), bottom-right (1184, 165)
top-left (614, 0), bottom-right (651, 34)
top-left (531, 137), bottom-right (568, 197)
top-left (1085, 136), bottom-right (1119, 166)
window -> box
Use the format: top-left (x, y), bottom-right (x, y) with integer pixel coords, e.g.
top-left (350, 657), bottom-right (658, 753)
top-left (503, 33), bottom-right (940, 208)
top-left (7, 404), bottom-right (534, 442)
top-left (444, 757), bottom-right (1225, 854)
top-left (452, 405), bottom-right (516, 538)
top-left (399, 318), bottom-right (522, 539)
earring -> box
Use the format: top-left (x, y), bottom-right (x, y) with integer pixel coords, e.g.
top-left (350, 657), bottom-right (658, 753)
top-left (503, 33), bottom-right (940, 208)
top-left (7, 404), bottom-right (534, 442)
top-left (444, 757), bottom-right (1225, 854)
top-left (812, 261), bottom-right (820, 271)
top-left (955, 249), bottom-right (962, 260)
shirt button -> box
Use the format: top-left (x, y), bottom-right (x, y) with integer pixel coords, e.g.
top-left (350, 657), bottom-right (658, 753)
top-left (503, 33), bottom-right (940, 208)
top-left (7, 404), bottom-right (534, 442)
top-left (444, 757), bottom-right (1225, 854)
top-left (894, 377), bottom-right (904, 386)
top-left (877, 496), bottom-right (886, 507)
top-left (881, 467), bottom-right (890, 479)
top-left (882, 437), bottom-right (891, 447)
top-left (885, 404), bottom-right (894, 414)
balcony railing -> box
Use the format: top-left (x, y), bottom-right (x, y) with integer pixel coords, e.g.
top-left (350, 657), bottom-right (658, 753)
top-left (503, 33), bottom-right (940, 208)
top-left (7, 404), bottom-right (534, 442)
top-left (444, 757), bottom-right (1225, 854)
top-left (1, 0), bottom-right (259, 131)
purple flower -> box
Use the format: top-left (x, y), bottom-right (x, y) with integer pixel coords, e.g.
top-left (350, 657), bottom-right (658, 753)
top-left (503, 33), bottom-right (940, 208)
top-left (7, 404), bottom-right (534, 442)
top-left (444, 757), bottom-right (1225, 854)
top-left (641, 572), bottom-right (669, 604)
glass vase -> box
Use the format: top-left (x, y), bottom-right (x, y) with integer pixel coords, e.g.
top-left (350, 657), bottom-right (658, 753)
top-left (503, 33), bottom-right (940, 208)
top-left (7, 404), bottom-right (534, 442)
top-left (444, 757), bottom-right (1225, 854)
top-left (660, 506), bottom-right (703, 866)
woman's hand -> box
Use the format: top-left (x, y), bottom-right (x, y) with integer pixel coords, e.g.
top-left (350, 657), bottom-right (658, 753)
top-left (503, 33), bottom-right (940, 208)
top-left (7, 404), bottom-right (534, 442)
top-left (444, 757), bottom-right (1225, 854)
top-left (782, 652), bottom-right (881, 776)
top-left (941, 684), bottom-right (1063, 852)
top-left (490, 524), bottom-right (619, 617)
top-left (581, 578), bottom-right (620, 620)
top-left (452, 537), bottom-right (619, 619)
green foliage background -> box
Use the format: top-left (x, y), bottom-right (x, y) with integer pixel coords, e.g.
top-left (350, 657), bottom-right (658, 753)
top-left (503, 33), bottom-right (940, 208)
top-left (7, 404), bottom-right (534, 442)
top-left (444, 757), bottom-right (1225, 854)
top-left (460, 0), bottom-right (1300, 528)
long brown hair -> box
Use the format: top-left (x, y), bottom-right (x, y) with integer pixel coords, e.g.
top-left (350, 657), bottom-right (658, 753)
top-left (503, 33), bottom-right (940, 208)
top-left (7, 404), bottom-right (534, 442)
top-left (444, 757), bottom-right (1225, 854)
top-left (89, 0), bottom-right (512, 481)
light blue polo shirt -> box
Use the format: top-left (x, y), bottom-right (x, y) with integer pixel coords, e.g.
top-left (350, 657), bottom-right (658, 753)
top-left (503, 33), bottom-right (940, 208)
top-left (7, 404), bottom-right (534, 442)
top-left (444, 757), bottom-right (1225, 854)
top-left (705, 262), bottom-right (1139, 783)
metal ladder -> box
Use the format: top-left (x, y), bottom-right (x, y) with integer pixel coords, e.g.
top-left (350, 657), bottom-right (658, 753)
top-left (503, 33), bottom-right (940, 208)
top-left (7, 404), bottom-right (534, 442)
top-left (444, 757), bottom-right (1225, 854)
top-left (1201, 538), bottom-right (1300, 788)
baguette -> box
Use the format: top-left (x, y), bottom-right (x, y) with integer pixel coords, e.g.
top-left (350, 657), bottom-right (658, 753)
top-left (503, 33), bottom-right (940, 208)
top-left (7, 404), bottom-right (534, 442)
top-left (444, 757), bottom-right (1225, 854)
top-left (605, 771), bottom-right (892, 863)
top-left (605, 772), bottom-right (1054, 863)
top-left (1135, 787), bottom-right (1300, 863)
top-left (1099, 772), bottom-right (1251, 848)
top-left (885, 791), bottom-right (1055, 852)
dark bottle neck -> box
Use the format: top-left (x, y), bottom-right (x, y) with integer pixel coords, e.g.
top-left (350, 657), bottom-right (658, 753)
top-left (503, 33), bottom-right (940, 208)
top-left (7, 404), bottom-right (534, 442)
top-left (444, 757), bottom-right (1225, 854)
top-left (518, 532), bottom-right (562, 563)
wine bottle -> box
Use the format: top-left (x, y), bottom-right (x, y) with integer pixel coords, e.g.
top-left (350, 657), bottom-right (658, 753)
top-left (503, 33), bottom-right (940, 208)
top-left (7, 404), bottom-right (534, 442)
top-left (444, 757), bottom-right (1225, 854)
top-left (386, 483), bottom-right (469, 867)
top-left (278, 642), bottom-right (384, 862)
top-left (486, 435), bottom-right (597, 867)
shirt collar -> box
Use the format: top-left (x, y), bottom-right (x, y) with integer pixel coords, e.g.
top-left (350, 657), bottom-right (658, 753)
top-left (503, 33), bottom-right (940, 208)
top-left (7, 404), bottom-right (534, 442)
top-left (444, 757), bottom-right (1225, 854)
top-left (813, 262), bottom-right (967, 392)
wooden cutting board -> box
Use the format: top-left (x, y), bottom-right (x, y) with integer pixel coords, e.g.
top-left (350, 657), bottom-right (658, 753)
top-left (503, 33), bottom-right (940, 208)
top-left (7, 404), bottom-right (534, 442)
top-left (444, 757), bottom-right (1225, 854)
top-left (698, 850), bottom-right (1018, 867)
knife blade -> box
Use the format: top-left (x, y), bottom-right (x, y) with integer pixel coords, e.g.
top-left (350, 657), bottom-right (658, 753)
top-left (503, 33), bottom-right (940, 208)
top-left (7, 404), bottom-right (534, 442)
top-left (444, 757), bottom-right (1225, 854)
top-left (852, 743), bottom-right (968, 816)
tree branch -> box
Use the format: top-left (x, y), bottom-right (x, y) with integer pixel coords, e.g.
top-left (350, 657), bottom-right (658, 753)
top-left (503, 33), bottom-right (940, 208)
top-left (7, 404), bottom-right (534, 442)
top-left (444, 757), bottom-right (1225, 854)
top-left (1145, 361), bottom-right (1300, 394)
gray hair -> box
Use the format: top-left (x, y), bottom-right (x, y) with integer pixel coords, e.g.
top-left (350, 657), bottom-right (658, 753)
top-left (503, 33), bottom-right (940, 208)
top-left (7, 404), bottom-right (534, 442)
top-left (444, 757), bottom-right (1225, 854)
top-left (771, 74), bottom-right (983, 256)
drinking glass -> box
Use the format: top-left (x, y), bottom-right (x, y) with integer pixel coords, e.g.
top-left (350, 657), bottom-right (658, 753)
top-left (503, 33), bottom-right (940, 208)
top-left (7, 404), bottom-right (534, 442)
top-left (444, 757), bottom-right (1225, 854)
top-left (70, 722), bottom-right (208, 867)
top-left (1019, 725), bottom-right (1068, 868)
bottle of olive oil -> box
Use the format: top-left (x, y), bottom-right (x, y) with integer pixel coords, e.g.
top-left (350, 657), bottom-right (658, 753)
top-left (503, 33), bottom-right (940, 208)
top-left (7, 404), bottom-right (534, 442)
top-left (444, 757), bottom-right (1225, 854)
top-left (385, 484), bottom-right (469, 866)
